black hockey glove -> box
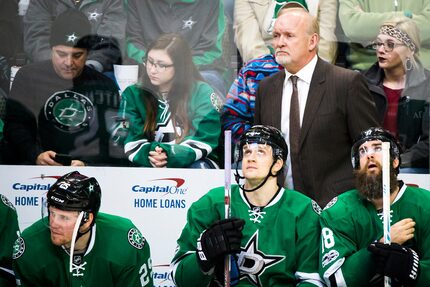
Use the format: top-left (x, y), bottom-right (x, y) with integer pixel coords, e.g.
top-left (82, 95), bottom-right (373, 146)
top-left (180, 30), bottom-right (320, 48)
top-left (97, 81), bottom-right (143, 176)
top-left (368, 242), bottom-right (419, 286)
top-left (196, 218), bottom-right (245, 273)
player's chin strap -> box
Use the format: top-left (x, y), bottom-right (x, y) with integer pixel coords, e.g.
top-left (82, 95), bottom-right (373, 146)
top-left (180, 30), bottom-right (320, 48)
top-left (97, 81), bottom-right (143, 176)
top-left (234, 160), bottom-right (278, 192)
top-left (69, 211), bottom-right (85, 273)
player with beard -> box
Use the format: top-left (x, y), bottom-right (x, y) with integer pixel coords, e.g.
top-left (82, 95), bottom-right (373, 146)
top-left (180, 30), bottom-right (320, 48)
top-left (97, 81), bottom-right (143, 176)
top-left (319, 127), bottom-right (430, 287)
top-left (354, 149), bottom-right (398, 202)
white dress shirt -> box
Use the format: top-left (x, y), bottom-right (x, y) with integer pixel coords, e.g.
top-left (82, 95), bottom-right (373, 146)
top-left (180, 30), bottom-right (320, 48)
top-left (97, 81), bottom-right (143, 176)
top-left (281, 55), bottom-right (318, 190)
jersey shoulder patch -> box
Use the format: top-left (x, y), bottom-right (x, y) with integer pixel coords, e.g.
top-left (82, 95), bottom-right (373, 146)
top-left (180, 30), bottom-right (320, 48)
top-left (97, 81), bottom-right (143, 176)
top-left (12, 237), bottom-right (26, 259)
top-left (210, 92), bottom-right (223, 113)
top-left (311, 200), bottom-right (322, 215)
top-left (127, 227), bottom-right (146, 250)
top-left (1, 194), bottom-right (16, 211)
top-left (323, 197), bottom-right (338, 210)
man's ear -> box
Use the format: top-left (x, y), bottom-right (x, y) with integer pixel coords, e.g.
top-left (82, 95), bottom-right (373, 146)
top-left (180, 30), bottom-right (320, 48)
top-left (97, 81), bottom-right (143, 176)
top-left (308, 33), bottom-right (319, 51)
top-left (272, 158), bottom-right (284, 174)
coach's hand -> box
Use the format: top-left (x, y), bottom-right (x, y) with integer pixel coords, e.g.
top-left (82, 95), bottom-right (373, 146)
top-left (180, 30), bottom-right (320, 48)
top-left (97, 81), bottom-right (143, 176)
top-left (368, 242), bottom-right (419, 285)
top-left (196, 218), bottom-right (245, 273)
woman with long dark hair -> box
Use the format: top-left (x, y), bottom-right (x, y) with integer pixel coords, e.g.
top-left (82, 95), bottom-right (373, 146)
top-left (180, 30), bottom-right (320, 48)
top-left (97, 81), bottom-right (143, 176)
top-left (119, 33), bottom-right (222, 168)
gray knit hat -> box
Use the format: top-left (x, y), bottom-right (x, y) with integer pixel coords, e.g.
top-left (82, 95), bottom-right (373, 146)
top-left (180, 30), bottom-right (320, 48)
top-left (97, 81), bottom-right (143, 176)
top-left (50, 9), bottom-right (92, 48)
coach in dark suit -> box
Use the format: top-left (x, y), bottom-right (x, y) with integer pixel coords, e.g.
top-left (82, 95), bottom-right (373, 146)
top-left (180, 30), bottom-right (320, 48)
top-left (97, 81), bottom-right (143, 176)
top-left (254, 6), bottom-right (379, 207)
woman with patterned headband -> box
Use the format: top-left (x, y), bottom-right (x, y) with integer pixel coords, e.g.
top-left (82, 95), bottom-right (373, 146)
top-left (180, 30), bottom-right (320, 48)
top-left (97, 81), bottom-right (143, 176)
top-left (363, 17), bottom-right (429, 173)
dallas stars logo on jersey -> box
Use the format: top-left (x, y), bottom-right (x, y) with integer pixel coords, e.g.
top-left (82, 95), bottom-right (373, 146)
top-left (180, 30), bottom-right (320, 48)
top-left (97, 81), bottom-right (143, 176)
top-left (128, 228), bottom-right (145, 249)
top-left (1, 194), bottom-right (16, 211)
top-left (44, 90), bottom-right (94, 132)
top-left (237, 231), bottom-right (285, 286)
top-left (12, 237), bottom-right (25, 259)
top-left (210, 92), bottom-right (223, 113)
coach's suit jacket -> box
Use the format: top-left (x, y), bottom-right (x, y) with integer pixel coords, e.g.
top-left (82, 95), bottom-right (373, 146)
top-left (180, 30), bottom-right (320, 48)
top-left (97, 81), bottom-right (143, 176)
top-left (254, 58), bottom-right (379, 207)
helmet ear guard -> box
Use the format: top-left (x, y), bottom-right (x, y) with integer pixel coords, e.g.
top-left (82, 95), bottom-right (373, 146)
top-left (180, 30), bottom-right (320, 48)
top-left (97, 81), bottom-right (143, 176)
top-left (82, 212), bottom-right (90, 223)
top-left (351, 127), bottom-right (402, 172)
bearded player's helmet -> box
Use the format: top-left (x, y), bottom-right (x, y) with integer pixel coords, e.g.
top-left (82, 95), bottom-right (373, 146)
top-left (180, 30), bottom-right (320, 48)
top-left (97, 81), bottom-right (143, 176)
top-left (351, 127), bottom-right (401, 172)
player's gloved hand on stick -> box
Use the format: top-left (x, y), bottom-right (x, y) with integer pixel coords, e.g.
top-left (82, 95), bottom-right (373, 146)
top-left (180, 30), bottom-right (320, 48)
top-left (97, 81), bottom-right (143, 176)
top-left (368, 242), bottom-right (419, 286)
top-left (196, 217), bottom-right (245, 273)
top-left (214, 255), bottom-right (240, 286)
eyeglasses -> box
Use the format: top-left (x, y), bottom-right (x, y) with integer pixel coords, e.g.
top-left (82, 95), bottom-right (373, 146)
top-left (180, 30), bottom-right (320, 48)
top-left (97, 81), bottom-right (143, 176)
top-left (358, 145), bottom-right (382, 158)
top-left (372, 40), bottom-right (406, 52)
top-left (144, 58), bottom-right (174, 73)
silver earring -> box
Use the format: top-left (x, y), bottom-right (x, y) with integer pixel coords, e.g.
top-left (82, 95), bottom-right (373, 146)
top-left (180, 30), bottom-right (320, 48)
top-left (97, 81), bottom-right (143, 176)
top-left (405, 57), bottom-right (413, 71)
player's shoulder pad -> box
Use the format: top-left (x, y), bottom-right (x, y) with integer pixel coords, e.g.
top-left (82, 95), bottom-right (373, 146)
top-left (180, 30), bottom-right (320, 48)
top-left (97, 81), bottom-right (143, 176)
top-left (127, 227), bottom-right (147, 250)
top-left (12, 236), bottom-right (26, 260)
top-left (1, 194), bottom-right (16, 211)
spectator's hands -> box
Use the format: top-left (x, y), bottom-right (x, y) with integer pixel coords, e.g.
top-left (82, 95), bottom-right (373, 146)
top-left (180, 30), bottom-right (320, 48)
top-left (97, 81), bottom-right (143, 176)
top-left (379, 218), bottom-right (415, 245)
top-left (148, 146), bottom-right (167, 168)
top-left (36, 152), bottom-right (85, 166)
top-left (36, 151), bottom-right (62, 166)
top-left (354, 4), bottom-right (364, 12)
top-left (71, 160), bottom-right (86, 166)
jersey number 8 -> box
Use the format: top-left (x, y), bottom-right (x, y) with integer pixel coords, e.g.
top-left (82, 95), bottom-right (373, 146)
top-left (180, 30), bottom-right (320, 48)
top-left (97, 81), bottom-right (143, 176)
top-left (321, 227), bottom-right (335, 252)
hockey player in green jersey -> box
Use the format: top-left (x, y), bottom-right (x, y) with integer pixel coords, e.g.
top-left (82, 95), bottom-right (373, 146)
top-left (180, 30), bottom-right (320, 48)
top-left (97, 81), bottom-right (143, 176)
top-left (319, 127), bottom-right (429, 286)
top-left (171, 125), bottom-right (324, 286)
top-left (0, 194), bottom-right (19, 287)
top-left (12, 171), bottom-right (153, 287)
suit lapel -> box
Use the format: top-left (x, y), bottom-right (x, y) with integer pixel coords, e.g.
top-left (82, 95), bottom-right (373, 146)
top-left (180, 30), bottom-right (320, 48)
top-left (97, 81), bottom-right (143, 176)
top-left (300, 59), bottom-right (327, 147)
top-left (271, 70), bottom-right (285, 129)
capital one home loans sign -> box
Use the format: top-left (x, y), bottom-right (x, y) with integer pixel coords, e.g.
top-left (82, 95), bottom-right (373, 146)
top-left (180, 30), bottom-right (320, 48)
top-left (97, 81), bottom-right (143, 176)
top-left (1, 165), bottom-right (428, 286)
top-left (2, 165), bottom-right (227, 287)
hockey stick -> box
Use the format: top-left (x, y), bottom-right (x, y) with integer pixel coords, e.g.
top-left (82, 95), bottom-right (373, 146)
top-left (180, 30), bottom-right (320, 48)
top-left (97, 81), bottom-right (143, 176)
top-left (382, 142), bottom-right (391, 287)
top-left (224, 130), bottom-right (232, 287)
top-left (69, 211), bottom-right (85, 273)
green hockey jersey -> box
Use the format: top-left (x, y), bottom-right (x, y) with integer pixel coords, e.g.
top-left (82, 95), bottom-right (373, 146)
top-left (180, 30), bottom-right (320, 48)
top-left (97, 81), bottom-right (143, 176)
top-left (171, 185), bottom-right (324, 286)
top-left (12, 213), bottom-right (153, 287)
top-left (0, 195), bottom-right (19, 287)
top-left (319, 182), bottom-right (430, 286)
top-left (119, 81), bottom-right (222, 168)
